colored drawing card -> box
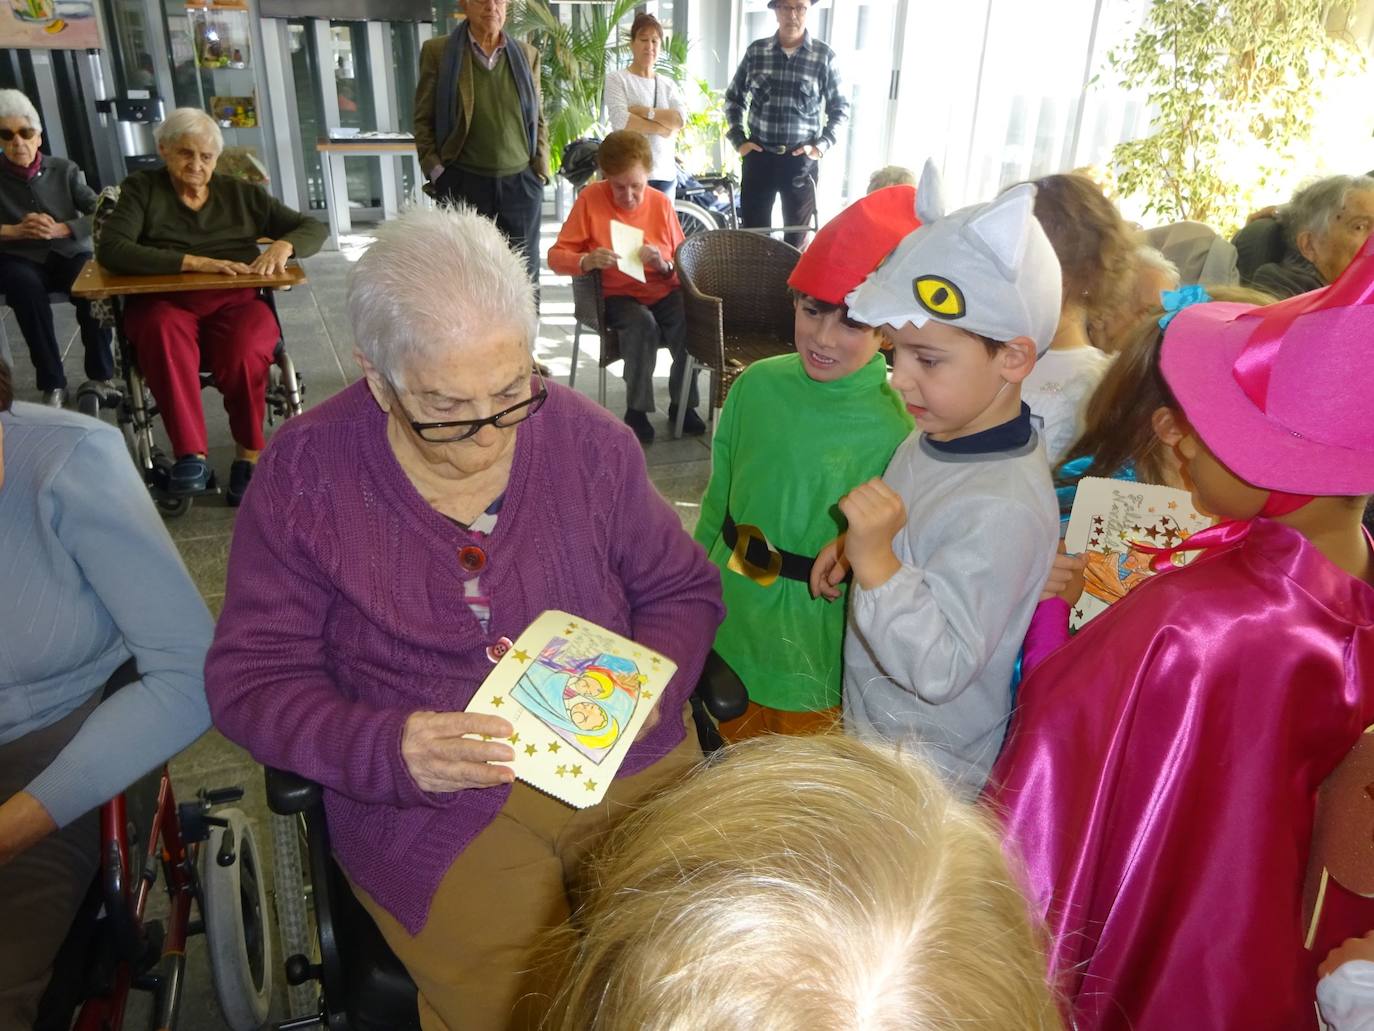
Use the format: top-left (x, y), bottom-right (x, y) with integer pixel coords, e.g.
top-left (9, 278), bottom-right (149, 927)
top-left (1064, 477), bottom-right (1213, 630)
top-left (464, 611), bottom-right (675, 808)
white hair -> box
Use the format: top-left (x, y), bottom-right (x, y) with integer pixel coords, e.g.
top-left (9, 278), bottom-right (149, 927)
top-left (347, 205), bottom-right (537, 385)
top-left (1282, 174), bottom-right (1374, 247)
top-left (0, 89), bottom-right (41, 133)
top-left (1134, 244), bottom-right (1179, 286)
top-left (154, 107), bottom-right (223, 154)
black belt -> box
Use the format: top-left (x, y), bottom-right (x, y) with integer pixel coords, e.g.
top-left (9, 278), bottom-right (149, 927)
top-left (722, 513), bottom-right (814, 586)
top-left (756, 143), bottom-right (807, 155)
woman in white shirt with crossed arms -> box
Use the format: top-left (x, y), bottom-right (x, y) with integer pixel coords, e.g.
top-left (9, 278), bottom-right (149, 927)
top-left (604, 13), bottom-right (686, 198)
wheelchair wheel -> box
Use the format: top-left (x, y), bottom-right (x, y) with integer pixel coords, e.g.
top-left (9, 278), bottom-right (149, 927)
top-left (270, 812), bottom-right (318, 1018)
top-left (674, 199), bottom-right (720, 238)
top-left (156, 494), bottom-right (194, 518)
top-left (202, 808), bottom-right (273, 1031)
top-left (76, 390), bottom-right (101, 420)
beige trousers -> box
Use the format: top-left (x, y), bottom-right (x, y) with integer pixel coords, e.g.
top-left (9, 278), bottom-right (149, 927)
top-left (352, 708), bottom-right (701, 1031)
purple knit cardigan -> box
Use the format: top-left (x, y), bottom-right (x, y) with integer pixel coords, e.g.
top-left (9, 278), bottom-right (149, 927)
top-left (205, 381), bottom-right (723, 934)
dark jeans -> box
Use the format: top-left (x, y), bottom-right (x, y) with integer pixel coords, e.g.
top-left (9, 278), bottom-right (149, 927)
top-left (0, 251), bottom-right (113, 391)
top-left (648, 178), bottom-right (677, 200)
top-left (603, 290), bottom-right (699, 415)
top-left (0, 689), bottom-right (102, 1030)
top-left (739, 149), bottom-right (818, 249)
top-left (434, 165), bottom-right (545, 294)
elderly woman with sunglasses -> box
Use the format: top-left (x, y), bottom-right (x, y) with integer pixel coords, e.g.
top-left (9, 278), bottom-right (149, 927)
top-left (205, 206), bottom-right (722, 1031)
top-left (0, 89), bottom-right (114, 408)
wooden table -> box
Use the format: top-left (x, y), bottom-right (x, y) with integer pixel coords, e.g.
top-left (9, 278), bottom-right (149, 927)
top-left (70, 260), bottom-right (307, 301)
top-left (316, 138), bottom-right (429, 249)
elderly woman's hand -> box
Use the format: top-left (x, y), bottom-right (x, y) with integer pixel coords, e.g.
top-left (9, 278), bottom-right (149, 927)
top-left (579, 247), bottom-right (620, 273)
top-left (401, 710), bottom-right (519, 793)
top-left (182, 254), bottom-right (255, 276)
top-left (248, 240), bottom-right (294, 277)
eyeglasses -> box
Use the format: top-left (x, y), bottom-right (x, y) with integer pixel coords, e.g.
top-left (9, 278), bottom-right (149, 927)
top-left (393, 369), bottom-right (548, 443)
top-left (0, 128), bottom-right (38, 142)
top-left (774, 3), bottom-right (808, 13)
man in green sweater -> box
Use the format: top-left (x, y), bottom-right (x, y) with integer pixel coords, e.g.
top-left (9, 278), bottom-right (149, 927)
top-left (693, 186), bottom-right (919, 740)
top-left (97, 107), bottom-right (325, 506)
top-left (414, 0), bottom-right (549, 290)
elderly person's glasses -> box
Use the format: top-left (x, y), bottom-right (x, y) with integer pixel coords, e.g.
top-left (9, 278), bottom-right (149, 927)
top-left (0, 128), bottom-right (38, 141)
top-left (394, 369), bottom-right (548, 443)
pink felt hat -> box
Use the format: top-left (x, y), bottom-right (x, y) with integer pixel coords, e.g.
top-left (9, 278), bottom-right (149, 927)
top-left (1160, 236), bottom-right (1374, 496)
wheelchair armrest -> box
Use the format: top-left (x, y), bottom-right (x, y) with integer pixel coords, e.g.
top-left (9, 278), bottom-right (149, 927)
top-left (265, 766), bottom-right (324, 816)
top-left (695, 651), bottom-right (749, 723)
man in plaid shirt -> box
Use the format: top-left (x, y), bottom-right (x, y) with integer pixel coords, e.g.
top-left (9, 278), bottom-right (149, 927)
top-left (724, 0), bottom-right (848, 247)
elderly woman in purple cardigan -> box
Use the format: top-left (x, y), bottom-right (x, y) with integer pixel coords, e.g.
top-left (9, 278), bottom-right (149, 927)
top-left (204, 207), bottom-right (723, 1031)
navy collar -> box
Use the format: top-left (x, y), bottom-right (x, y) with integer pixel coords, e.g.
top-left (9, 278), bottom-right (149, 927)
top-left (925, 403), bottom-right (1035, 456)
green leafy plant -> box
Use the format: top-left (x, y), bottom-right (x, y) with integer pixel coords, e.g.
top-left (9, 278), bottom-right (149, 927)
top-left (1107, 0), bottom-right (1362, 234)
top-left (507, 0), bottom-right (640, 172)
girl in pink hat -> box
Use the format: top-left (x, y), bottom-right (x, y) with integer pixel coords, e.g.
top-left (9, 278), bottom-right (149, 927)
top-left (985, 237), bottom-right (1374, 1031)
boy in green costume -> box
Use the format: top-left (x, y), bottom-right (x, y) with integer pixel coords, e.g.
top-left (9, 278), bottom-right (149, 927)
top-left (694, 187), bottom-right (920, 741)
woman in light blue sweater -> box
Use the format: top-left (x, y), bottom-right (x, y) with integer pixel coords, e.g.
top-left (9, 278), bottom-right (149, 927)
top-left (0, 359), bottom-right (213, 1028)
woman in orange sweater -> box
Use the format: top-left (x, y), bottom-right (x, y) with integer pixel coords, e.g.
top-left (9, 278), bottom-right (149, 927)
top-left (548, 130), bottom-right (701, 443)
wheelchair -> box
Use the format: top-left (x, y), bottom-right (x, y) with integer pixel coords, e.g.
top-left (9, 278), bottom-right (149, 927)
top-left (32, 662), bottom-right (273, 1031)
top-left (77, 185), bottom-right (307, 518)
top-left (265, 659), bottom-right (748, 1031)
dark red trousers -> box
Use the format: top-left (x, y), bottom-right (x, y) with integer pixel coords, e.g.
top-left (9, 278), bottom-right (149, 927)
top-left (122, 288), bottom-right (278, 457)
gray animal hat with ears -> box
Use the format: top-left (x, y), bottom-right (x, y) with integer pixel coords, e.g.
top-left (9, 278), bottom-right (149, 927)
top-left (845, 160), bottom-right (1063, 355)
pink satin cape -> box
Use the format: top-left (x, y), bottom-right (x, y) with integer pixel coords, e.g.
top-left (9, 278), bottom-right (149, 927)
top-left (985, 519), bottom-right (1374, 1030)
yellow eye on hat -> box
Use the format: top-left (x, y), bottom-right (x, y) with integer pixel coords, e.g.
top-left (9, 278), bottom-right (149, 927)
top-left (913, 276), bottom-right (966, 320)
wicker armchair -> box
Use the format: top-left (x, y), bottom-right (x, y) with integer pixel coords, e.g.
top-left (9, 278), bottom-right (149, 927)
top-left (567, 269), bottom-right (622, 407)
top-left (673, 230), bottom-right (800, 422)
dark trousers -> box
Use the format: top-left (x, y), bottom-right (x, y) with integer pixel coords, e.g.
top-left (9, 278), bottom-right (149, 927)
top-left (435, 165), bottom-right (544, 294)
top-left (0, 251), bottom-right (113, 391)
top-left (0, 690), bottom-right (102, 1031)
top-left (603, 290), bottom-right (699, 415)
top-left (739, 150), bottom-right (818, 249)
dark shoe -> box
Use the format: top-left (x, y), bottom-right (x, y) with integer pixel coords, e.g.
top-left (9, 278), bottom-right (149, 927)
top-left (168, 455), bottom-right (212, 496)
top-left (668, 404), bottom-right (707, 436)
top-left (226, 460), bottom-right (254, 508)
top-left (624, 408), bottom-right (655, 444)
top-left (41, 387), bottom-right (67, 408)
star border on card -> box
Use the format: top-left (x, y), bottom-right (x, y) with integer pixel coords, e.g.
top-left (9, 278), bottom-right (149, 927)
top-left (584, 779), bottom-right (597, 792)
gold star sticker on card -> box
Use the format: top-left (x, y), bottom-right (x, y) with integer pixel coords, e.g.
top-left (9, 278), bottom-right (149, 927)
top-left (512, 649), bottom-right (531, 663)
top-left (508, 732), bottom-right (520, 744)
top-left (480, 734), bottom-right (492, 741)
top-left (642, 689), bottom-right (653, 700)
top-left (555, 765), bottom-right (566, 777)
top-left (635, 673), bottom-right (649, 684)
top-left (571, 764), bottom-right (583, 777)
top-left (547, 741), bottom-right (561, 753)
top-left (524, 744), bottom-right (537, 756)
top-left (490, 696), bottom-right (504, 707)
top-left (584, 779), bottom-right (597, 792)
top-left (650, 656), bottom-right (661, 665)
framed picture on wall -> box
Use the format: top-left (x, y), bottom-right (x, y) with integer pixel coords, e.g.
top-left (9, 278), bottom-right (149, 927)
top-left (0, 0), bottom-right (101, 49)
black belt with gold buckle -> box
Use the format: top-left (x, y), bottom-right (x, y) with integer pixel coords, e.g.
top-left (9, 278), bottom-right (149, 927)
top-left (722, 513), bottom-right (815, 587)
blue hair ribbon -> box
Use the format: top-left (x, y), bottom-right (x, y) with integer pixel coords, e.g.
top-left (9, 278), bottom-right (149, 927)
top-left (1157, 284), bottom-right (1213, 330)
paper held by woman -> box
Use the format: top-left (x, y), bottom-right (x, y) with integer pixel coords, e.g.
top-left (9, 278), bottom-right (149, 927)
top-left (464, 610), bottom-right (675, 807)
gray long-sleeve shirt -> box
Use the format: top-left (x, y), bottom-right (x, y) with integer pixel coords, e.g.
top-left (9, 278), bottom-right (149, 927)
top-left (843, 429), bottom-right (1059, 797)
top-left (0, 403), bottom-right (213, 826)
top-left (0, 154), bottom-right (97, 263)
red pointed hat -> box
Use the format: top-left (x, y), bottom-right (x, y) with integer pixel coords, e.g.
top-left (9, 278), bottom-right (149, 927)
top-left (1160, 234), bottom-right (1374, 495)
top-left (787, 185), bottom-right (921, 308)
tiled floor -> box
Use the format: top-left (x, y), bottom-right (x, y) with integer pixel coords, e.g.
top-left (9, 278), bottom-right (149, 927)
top-left (5, 216), bottom-right (712, 1029)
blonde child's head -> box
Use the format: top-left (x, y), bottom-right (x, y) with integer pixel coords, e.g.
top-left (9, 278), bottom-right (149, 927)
top-left (550, 734), bottom-right (1062, 1031)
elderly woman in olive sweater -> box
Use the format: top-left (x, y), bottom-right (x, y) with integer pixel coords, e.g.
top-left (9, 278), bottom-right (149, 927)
top-left (97, 107), bottom-right (326, 506)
